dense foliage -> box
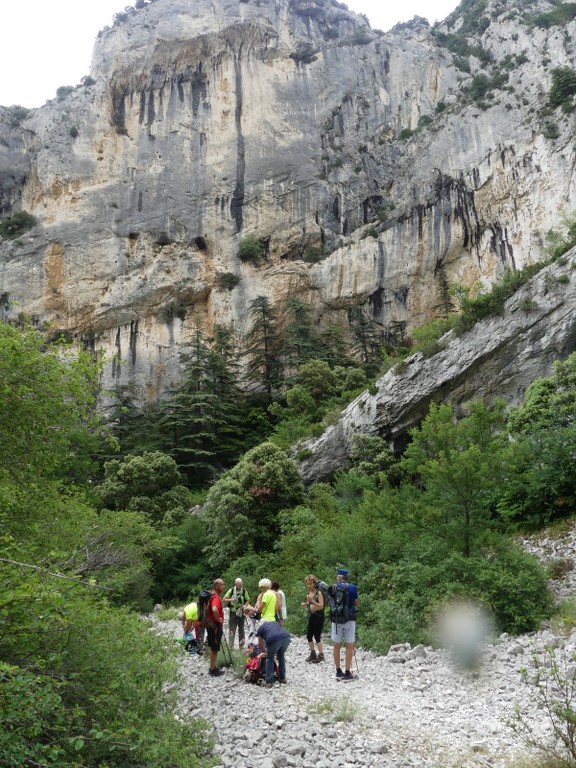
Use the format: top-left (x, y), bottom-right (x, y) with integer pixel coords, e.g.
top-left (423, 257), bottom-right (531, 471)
top-left (0, 323), bottom-right (212, 767)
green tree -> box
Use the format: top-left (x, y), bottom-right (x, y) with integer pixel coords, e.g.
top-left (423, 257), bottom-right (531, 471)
top-left (0, 321), bottom-right (101, 483)
top-left (401, 401), bottom-right (511, 557)
top-left (159, 323), bottom-right (248, 484)
top-left (203, 442), bottom-right (304, 569)
top-left (317, 325), bottom-right (351, 367)
top-left (238, 234), bottom-right (265, 263)
top-left (96, 451), bottom-right (193, 526)
top-left (0, 322), bottom-right (213, 767)
top-left (549, 66), bottom-right (576, 111)
top-left (349, 305), bottom-right (383, 374)
top-left (244, 296), bottom-right (282, 404)
top-left (502, 353), bottom-right (576, 526)
top-left (281, 297), bottom-right (321, 373)
top-left (435, 265), bottom-right (455, 318)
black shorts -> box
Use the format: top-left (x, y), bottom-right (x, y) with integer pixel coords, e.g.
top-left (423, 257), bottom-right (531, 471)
top-left (206, 623), bottom-right (223, 652)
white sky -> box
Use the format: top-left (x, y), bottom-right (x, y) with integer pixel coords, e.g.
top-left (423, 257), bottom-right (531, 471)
top-left (0, 0), bottom-right (460, 108)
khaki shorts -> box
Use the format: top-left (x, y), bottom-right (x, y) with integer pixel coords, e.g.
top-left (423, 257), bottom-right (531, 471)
top-left (331, 620), bottom-right (356, 644)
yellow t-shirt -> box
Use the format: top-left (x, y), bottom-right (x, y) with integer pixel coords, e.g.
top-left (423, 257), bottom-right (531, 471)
top-left (260, 589), bottom-right (277, 622)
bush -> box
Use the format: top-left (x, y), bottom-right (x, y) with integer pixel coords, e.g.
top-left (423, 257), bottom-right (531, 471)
top-left (4, 105), bottom-right (31, 127)
top-left (238, 235), bottom-right (265, 264)
top-left (362, 543), bottom-right (551, 649)
top-left (0, 565), bottom-right (214, 767)
top-left (453, 264), bottom-right (546, 335)
top-left (0, 211), bottom-right (36, 240)
top-left (514, 646), bottom-right (576, 766)
top-left (56, 85), bottom-right (74, 101)
top-left (216, 271), bottom-right (241, 289)
top-left (549, 67), bottom-right (576, 112)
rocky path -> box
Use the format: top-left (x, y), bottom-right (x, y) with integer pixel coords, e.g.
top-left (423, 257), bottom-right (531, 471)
top-left (152, 527), bottom-right (576, 768)
top-left (159, 625), bottom-right (562, 768)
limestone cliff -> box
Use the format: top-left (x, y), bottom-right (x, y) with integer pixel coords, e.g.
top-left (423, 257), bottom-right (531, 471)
top-left (297, 255), bottom-right (576, 483)
top-left (0, 0), bottom-right (575, 397)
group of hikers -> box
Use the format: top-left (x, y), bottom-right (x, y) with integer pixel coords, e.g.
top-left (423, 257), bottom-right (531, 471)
top-left (178, 568), bottom-right (359, 686)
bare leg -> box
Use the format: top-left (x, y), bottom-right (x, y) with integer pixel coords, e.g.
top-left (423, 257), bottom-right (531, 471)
top-left (333, 641), bottom-right (342, 670)
top-left (345, 642), bottom-right (354, 672)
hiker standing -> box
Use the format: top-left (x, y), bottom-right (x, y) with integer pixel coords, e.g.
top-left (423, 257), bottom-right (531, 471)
top-left (256, 618), bottom-right (291, 687)
top-left (329, 568), bottom-right (358, 680)
top-left (207, 578), bottom-right (226, 677)
top-left (271, 580), bottom-right (287, 625)
top-left (222, 577), bottom-right (250, 649)
top-left (301, 574), bottom-right (325, 663)
top-left (254, 578), bottom-right (277, 623)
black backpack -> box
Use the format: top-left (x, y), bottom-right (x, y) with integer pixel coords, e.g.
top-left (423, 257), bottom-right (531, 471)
top-left (198, 589), bottom-right (213, 629)
top-left (328, 582), bottom-right (354, 624)
top-left (315, 579), bottom-right (330, 614)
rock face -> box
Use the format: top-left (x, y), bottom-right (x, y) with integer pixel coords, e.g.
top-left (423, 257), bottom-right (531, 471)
top-left (1, 0), bottom-right (576, 397)
top-left (298, 256), bottom-right (576, 483)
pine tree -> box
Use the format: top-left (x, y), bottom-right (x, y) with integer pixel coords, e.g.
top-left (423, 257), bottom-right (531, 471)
top-left (244, 296), bottom-right (283, 404)
top-left (159, 322), bottom-right (219, 484)
top-left (349, 305), bottom-right (383, 374)
top-left (436, 265), bottom-right (455, 319)
top-left (281, 297), bottom-right (321, 377)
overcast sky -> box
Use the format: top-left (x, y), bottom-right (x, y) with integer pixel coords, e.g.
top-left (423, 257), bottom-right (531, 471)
top-left (1, 0), bottom-right (460, 108)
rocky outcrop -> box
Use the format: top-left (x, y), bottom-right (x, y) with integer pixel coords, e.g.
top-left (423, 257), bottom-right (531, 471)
top-left (298, 256), bottom-right (576, 483)
top-left (1, 0), bottom-right (576, 398)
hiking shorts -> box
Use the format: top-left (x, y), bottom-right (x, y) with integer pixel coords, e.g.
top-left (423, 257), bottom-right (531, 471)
top-left (331, 620), bottom-right (356, 645)
top-left (206, 623), bottom-right (223, 652)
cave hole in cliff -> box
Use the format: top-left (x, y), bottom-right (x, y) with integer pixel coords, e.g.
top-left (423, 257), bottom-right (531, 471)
top-left (193, 236), bottom-right (207, 252)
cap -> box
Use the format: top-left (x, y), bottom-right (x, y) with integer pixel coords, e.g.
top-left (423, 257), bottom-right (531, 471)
top-left (337, 568), bottom-right (348, 576)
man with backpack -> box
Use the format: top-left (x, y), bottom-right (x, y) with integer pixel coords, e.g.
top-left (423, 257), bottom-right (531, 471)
top-left (222, 577), bottom-right (250, 649)
top-left (329, 567), bottom-right (358, 681)
top-left (204, 578), bottom-right (226, 677)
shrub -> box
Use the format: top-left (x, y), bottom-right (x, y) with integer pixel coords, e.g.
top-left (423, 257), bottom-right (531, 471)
top-left (302, 246), bottom-right (323, 263)
top-left (544, 211), bottom-right (576, 258)
top-left (531, 3), bottom-right (576, 29)
top-left (543, 121), bottom-right (560, 139)
top-left (238, 235), bottom-right (265, 264)
top-left (56, 85), bottom-right (74, 101)
top-left (453, 264), bottom-right (546, 335)
top-left (0, 211), bottom-right (36, 240)
top-left (4, 105), bottom-right (31, 127)
top-left (549, 67), bottom-right (576, 112)
top-left (514, 646), bottom-right (576, 766)
top-left (216, 271), bottom-right (241, 289)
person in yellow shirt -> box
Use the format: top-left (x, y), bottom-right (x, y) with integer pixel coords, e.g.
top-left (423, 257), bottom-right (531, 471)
top-left (254, 578), bottom-right (277, 622)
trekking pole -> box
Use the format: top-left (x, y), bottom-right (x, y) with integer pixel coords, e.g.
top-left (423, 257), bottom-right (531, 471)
top-left (221, 634), bottom-right (234, 667)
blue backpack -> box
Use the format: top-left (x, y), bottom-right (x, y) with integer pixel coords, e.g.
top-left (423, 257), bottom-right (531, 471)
top-left (328, 582), bottom-right (355, 624)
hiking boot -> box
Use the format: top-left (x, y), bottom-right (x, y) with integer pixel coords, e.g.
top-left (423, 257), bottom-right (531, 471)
top-left (344, 670), bottom-right (356, 680)
top-left (209, 668), bottom-right (224, 677)
top-left (336, 667), bottom-right (344, 678)
top-left (311, 653), bottom-right (325, 663)
top-left (305, 650), bottom-right (317, 662)
top-left (278, 678), bottom-right (287, 684)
